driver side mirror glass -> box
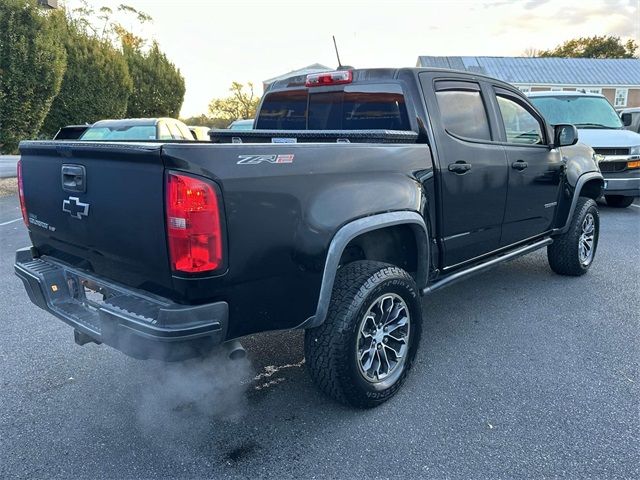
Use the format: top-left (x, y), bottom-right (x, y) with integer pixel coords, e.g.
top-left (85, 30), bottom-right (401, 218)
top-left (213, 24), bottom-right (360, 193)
top-left (554, 124), bottom-right (578, 147)
top-left (621, 113), bottom-right (632, 127)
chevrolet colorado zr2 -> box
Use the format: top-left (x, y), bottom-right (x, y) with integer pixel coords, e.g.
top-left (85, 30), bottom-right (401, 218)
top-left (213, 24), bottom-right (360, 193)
top-left (15, 68), bottom-right (603, 407)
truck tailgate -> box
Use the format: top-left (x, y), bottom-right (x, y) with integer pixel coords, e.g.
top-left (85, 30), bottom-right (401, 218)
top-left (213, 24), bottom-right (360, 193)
top-left (19, 142), bottom-right (174, 295)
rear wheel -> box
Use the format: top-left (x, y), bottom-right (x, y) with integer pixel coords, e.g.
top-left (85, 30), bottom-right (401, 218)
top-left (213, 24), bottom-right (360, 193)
top-left (605, 195), bottom-right (635, 208)
top-left (548, 197), bottom-right (599, 276)
top-left (304, 261), bottom-right (422, 408)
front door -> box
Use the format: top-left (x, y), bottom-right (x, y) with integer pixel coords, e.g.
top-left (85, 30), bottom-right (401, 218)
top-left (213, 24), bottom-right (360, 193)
top-left (490, 87), bottom-right (564, 246)
top-left (420, 73), bottom-right (509, 268)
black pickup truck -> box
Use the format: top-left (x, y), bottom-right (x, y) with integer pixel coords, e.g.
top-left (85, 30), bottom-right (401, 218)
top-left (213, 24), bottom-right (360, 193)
top-left (15, 68), bottom-right (603, 407)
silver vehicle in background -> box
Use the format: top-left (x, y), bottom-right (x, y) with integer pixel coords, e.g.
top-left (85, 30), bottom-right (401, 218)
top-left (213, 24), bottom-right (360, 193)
top-left (228, 119), bottom-right (254, 130)
top-left (529, 91), bottom-right (640, 208)
top-left (80, 118), bottom-right (195, 141)
top-left (188, 126), bottom-right (211, 140)
top-left (619, 107), bottom-right (640, 134)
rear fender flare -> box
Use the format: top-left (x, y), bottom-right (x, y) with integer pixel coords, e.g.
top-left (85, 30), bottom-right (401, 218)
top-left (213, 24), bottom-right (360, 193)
top-left (299, 211), bottom-right (429, 329)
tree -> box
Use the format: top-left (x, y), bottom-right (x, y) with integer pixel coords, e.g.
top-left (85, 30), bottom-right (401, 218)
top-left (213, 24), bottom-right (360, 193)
top-left (41, 1), bottom-right (186, 135)
top-left (41, 26), bottom-right (132, 136)
top-left (0, 0), bottom-right (67, 153)
top-left (208, 82), bottom-right (260, 121)
top-left (539, 35), bottom-right (638, 59)
top-left (180, 114), bottom-right (228, 129)
top-left (66, 1), bottom-right (152, 50)
top-left (125, 42), bottom-right (186, 118)
top-left (111, 4), bottom-right (152, 50)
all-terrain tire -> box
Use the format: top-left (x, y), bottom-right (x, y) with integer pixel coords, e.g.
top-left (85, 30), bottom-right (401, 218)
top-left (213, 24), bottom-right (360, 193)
top-left (304, 260), bottom-right (422, 408)
top-left (605, 195), bottom-right (635, 208)
top-left (548, 197), bottom-right (599, 276)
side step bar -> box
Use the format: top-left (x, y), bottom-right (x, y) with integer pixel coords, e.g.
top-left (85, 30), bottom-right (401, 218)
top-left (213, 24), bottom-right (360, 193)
top-left (422, 238), bottom-right (552, 295)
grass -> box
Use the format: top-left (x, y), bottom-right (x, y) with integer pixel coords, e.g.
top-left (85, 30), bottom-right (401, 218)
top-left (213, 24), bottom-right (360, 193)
top-left (0, 178), bottom-right (18, 197)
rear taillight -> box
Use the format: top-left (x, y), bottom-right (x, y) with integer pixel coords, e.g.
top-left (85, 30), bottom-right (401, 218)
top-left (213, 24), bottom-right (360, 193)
top-left (17, 160), bottom-right (28, 227)
top-left (165, 172), bottom-right (223, 274)
top-left (305, 70), bottom-right (353, 87)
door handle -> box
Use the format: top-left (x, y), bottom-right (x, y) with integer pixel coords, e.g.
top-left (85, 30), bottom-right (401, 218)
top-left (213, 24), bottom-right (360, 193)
top-left (448, 162), bottom-right (472, 174)
top-left (61, 164), bottom-right (86, 193)
top-left (512, 160), bottom-right (528, 171)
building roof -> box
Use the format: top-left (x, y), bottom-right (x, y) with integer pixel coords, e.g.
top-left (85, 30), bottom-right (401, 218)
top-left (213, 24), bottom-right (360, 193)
top-left (263, 63), bottom-right (332, 86)
top-left (416, 56), bottom-right (640, 86)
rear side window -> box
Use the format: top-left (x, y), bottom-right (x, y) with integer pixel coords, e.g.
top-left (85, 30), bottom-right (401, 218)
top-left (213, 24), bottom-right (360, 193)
top-left (435, 89), bottom-right (491, 141)
top-left (256, 85), bottom-right (411, 130)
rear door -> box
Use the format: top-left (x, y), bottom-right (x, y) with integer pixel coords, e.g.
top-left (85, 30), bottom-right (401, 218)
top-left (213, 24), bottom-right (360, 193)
top-left (420, 73), bottom-right (509, 268)
top-left (19, 142), bottom-right (174, 294)
top-left (490, 87), bottom-right (563, 245)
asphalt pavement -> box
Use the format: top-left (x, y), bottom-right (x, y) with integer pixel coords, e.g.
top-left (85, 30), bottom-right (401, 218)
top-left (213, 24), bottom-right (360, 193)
top-left (0, 193), bottom-right (638, 479)
top-left (0, 156), bottom-right (20, 178)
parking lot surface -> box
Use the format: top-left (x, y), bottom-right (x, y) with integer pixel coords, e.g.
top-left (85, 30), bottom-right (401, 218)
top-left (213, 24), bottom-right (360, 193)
top-left (1, 193), bottom-right (638, 479)
top-left (0, 156), bottom-right (20, 179)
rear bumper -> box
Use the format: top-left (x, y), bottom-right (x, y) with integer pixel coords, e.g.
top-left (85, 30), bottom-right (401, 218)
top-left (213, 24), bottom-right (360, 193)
top-left (603, 176), bottom-right (640, 197)
top-left (14, 248), bottom-right (228, 361)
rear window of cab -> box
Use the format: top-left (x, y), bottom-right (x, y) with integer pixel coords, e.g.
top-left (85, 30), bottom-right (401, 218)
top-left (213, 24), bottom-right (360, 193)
top-left (256, 84), bottom-right (411, 131)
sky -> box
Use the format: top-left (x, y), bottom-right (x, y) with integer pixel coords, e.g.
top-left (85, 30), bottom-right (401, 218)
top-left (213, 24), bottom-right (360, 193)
top-left (64, 0), bottom-right (640, 117)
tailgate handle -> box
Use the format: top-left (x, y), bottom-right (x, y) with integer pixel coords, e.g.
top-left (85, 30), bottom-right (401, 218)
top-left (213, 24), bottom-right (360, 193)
top-left (61, 164), bottom-right (86, 193)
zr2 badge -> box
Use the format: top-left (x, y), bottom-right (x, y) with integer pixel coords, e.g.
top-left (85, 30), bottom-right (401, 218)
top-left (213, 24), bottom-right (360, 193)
top-left (237, 154), bottom-right (294, 165)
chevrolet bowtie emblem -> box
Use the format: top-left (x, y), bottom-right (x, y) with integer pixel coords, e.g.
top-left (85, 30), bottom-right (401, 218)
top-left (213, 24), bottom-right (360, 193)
top-left (62, 197), bottom-right (90, 219)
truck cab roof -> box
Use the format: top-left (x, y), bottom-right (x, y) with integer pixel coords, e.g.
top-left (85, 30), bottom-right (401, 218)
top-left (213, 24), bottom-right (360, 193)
top-left (265, 67), bottom-right (521, 93)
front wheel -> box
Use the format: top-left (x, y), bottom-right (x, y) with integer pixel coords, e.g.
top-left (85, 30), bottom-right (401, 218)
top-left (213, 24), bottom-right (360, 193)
top-left (605, 195), bottom-right (635, 208)
top-left (548, 197), bottom-right (599, 276)
top-left (304, 261), bottom-right (422, 408)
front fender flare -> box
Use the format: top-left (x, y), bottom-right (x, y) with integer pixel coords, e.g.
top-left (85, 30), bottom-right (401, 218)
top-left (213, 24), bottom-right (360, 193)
top-left (554, 171), bottom-right (604, 235)
top-left (299, 211), bottom-right (429, 329)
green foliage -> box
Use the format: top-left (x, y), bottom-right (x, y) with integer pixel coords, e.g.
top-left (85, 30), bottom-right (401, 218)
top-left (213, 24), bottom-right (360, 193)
top-left (0, 1), bottom-right (184, 150)
top-left (208, 82), bottom-right (260, 121)
top-left (125, 42), bottom-right (186, 118)
top-left (539, 35), bottom-right (638, 59)
top-left (0, 0), bottom-right (67, 153)
top-left (180, 114), bottom-right (228, 129)
top-left (41, 26), bottom-right (133, 137)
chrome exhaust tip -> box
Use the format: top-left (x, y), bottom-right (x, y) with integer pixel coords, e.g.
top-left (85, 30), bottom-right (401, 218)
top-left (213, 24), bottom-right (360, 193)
top-left (223, 339), bottom-right (246, 360)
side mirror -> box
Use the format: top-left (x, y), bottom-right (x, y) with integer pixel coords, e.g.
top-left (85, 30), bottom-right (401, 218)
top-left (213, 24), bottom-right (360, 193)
top-left (621, 112), bottom-right (632, 127)
top-left (554, 124), bottom-right (578, 147)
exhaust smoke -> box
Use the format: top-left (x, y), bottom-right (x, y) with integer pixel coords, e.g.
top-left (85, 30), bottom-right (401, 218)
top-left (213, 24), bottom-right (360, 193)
top-left (136, 345), bottom-right (253, 437)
